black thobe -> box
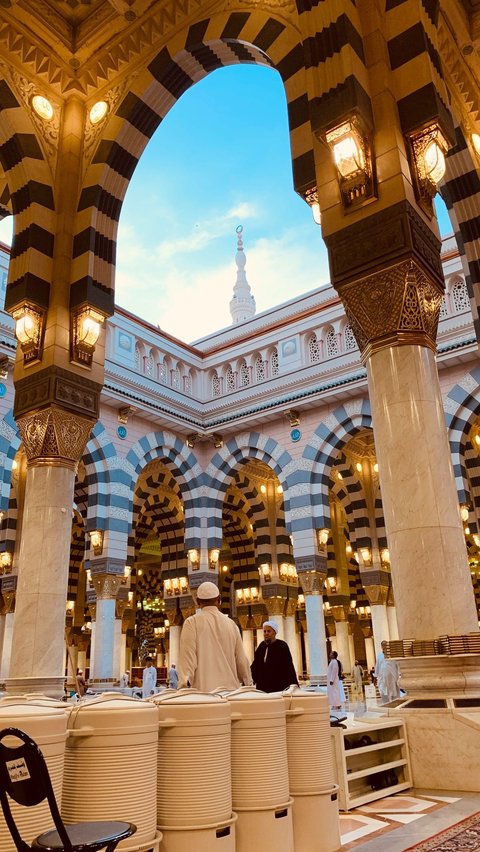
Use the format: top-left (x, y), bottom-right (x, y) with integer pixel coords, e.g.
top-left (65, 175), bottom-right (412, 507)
top-left (251, 638), bottom-right (299, 692)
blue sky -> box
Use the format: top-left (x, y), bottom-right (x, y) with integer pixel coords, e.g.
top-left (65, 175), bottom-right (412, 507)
top-left (0, 64), bottom-right (453, 342)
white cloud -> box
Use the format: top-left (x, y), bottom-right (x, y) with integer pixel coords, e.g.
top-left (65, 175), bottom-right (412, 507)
top-left (115, 220), bottom-right (331, 342)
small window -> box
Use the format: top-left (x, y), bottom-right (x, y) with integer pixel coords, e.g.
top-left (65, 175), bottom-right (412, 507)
top-left (344, 325), bottom-right (357, 351)
top-left (240, 361), bottom-right (250, 387)
top-left (270, 349), bottom-right (279, 377)
top-left (452, 279), bottom-right (469, 313)
top-left (212, 373), bottom-right (221, 397)
top-left (326, 328), bottom-right (339, 357)
top-left (255, 357), bottom-right (266, 382)
top-left (308, 334), bottom-right (320, 363)
top-left (226, 368), bottom-right (236, 392)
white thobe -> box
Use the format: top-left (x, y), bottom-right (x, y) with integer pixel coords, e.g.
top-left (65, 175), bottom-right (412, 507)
top-left (142, 665), bottom-right (157, 698)
top-left (179, 605), bottom-right (253, 692)
top-left (327, 658), bottom-right (344, 708)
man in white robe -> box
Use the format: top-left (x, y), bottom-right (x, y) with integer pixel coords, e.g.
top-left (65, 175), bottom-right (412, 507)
top-left (327, 651), bottom-right (344, 709)
top-left (179, 581), bottom-right (252, 692)
top-left (375, 640), bottom-right (400, 702)
top-left (142, 656), bottom-right (157, 698)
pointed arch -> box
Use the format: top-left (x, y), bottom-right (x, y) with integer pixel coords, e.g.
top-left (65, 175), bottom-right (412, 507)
top-left (70, 12), bottom-right (313, 314)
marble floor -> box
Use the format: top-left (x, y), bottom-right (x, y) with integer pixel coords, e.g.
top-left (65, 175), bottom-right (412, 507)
top-left (339, 789), bottom-right (480, 851)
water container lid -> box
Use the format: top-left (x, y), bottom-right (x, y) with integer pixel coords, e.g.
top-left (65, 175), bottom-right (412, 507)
top-left (0, 702), bottom-right (66, 719)
top-left (68, 692), bottom-right (158, 729)
top-left (151, 690), bottom-right (226, 705)
top-left (227, 688), bottom-right (282, 702)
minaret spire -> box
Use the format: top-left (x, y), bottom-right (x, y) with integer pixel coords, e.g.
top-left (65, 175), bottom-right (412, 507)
top-left (229, 225), bottom-right (256, 324)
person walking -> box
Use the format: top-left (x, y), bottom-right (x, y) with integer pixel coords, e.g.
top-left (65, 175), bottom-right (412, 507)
top-left (75, 668), bottom-right (86, 697)
top-left (250, 621), bottom-right (298, 692)
top-left (179, 581), bottom-right (252, 692)
top-left (327, 651), bottom-right (344, 710)
top-left (168, 663), bottom-right (179, 689)
top-left (142, 656), bottom-right (157, 698)
top-left (352, 660), bottom-right (364, 696)
top-left (376, 640), bottom-right (400, 703)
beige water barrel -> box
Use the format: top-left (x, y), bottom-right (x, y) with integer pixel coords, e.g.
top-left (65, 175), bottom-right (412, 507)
top-left (151, 689), bottom-right (235, 852)
top-left (227, 688), bottom-right (293, 852)
top-left (0, 698), bottom-right (67, 851)
top-left (63, 693), bottom-right (159, 850)
top-left (284, 687), bottom-right (340, 852)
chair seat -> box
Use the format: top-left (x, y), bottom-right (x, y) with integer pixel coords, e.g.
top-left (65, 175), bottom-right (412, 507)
top-left (32, 820), bottom-right (136, 851)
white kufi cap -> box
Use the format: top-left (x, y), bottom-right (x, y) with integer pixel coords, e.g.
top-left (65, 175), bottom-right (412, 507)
top-left (197, 581), bottom-right (220, 599)
top-left (263, 620), bottom-right (279, 633)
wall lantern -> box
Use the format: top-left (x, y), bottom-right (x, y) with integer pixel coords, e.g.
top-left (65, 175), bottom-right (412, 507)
top-left (408, 124), bottom-right (449, 217)
top-left (259, 563), bottom-right (272, 582)
top-left (360, 546), bottom-right (372, 567)
top-left (188, 548), bottom-right (199, 569)
top-left (89, 100), bottom-right (108, 125)
top-left (460, 505), bottom-right (470, 523)
top-left (31, 95), bottom-right (54, 121)
top-left (12, 303), bottom-right (45, 364)
top-left (71, 306), bottom-right (105, 366)
top-left (89, 529), bottom-right (104, 556)
top-left (325, 116), bottom-right (375, 209)
top-left (305, 187), bottom-right (321, 225)
top-left (317, 528), bottom-right (329, 553)
top-left (380, 548), bottom-right (390, 566)
top-left (209, 548), bottom-right (220, 568)
top-left (326, 573), bottom-right (337, 593)
top-left (0, 552), bottom-right (12, 573)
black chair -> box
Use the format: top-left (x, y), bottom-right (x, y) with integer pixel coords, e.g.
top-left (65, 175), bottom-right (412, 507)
top-left (0, 727), bottom-right (136, 851)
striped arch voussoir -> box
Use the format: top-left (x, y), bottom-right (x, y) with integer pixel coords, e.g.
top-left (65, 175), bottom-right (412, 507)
top-left (73, 10), bottom-right (314, 311)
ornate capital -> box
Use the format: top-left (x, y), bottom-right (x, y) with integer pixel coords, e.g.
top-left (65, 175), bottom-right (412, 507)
top-left (339, 260), bottom-right (443, 359)
top-left (363, 584), bottom-right (390, 606)
top-left (324, 201), bottom-right (445, 358)
top-left (91, 573), bottom-right (122, 600)
top-left (17, 405), bottom-right (94, 468)
top-left (1, 591), bottom-right (15, 615)
top-left (284, 597), bottom-right (298, 617)
top-left (115, 599), bottom-right (129, 620)
top-left (264, 595), bottom-right (286, 617)
top-left (330, 603), bottom-right (350, 622)
top-left (297, 569), bottom-right (326, 595)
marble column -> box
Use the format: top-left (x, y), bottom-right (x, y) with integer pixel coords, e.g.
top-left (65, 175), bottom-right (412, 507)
top-left (242, 628), bottom-right (254, 662)
top-left (91, 573), bottom-right (122, 683)
top-left (296, 557), bottom-right (329, 682)
top-left (6, 404), bottom-right (94, 697)
top-left (370, 604), bottom-right (391, 659)
top-left (325, 210), bottom-right (479, 694)
top-left (169, 625), bottom-right (181, 668)
top-left (305, 593), bottom-right (328, 681)
top-left (284, 614), bottom-right (300, 675)
top-left (364, 637), bottom-right (376, 672)
top-left (367, 342), bottom-right (478, 638)
top-left (387, 605), bottom-right (399, 640)
top-left (335, 620), bottom-right (351, 671)
top-left (0, 593), bottom-right (15, 681)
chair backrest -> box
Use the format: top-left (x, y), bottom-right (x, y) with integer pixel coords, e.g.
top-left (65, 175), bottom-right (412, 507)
top-left (0, 727), bottom-right (72, 851)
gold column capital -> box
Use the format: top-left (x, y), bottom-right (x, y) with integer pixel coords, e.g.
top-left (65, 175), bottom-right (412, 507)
top-left (17, 405), bottom-right (94, 469)
top-left (1, 591), bottom-right (15, 614)
top-left (298, 569), bottom-right (326, 595)
top-left (91, 573), bottom-right (122, 600)
top-left (340, 259), bottom-right (443, 360)
top-left (363, 584), bottom-right (390, 606)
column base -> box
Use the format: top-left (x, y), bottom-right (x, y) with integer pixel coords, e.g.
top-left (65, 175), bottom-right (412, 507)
top-left (360, 655), bottom-right (480, 792)
top-left (398, 654), bottom-right (480, 696)
top-left (5, 676), bottom-right (66, 699)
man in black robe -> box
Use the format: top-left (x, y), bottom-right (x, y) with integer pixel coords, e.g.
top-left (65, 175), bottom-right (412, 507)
top-left (251, 620), bottom-right (299, 692)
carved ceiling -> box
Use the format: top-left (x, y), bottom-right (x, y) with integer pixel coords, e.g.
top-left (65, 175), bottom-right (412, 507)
top-left (0, 0), bottom-right (207, 98)
top-left (0, 0), bottom-right (480, 132)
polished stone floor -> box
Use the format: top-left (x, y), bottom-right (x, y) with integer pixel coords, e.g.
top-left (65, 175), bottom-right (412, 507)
top-left (340, 789), bottom-right (480, 851)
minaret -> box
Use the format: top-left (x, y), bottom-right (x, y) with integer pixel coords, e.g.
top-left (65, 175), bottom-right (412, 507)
top-left (229, 225), bottom-right (256, 324)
